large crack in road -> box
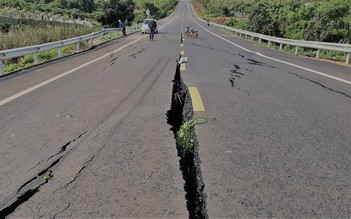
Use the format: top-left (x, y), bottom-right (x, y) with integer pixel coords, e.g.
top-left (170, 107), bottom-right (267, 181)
top-left (167, 62), bottom-right (208, 219)
top-left (0, 132), bottom-right (86, 218)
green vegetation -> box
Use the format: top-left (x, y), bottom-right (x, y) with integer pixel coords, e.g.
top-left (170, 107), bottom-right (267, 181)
top-left (0, 0), bottom-right (178, 27)
top-left (0, 0), bottom-right (178, 49)
top-left (176, 117), bottom-right (213, 153)
top-left (4, 44), bottom-right (75, 72)
top-left (0, 0), bottom-right (178, 73)
top-left (193, 0), bottom-right (351, 43)
top-left (0, 25), bottom-right (94, 50)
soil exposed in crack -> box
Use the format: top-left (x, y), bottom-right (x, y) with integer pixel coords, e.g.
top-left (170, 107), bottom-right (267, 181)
top-left (167, 62), bottom-right (208, 219)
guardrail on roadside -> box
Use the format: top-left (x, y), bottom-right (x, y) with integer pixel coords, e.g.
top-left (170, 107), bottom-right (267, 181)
top-left (197, 17), bottom-right (351, 65)
top-left (0, 25), bottom-right (141, 75)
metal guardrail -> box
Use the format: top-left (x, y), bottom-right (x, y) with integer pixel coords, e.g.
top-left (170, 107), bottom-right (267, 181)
top-left (0, 25), bottom-right (141, 75)
top-left (198, 17), bottom-right (351, 65)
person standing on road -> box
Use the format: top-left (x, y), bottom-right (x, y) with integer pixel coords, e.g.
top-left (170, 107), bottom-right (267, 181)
top-left (118, 19), bottom-right (126, 36)
top-left (148, 19), bottom-right (157, 40)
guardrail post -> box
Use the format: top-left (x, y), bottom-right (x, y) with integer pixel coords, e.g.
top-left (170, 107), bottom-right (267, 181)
top-left (268, 41), bottom-right (271, 47)
top-left (58, 48), bottom-right (62, 58)
top-left (239, 33), bottom-right (242, 38)
top-left (295, 47), bottom-right (300, 55)
top-left (346, 53), bottom-right (350, 64)
top-left (0, 60), bottom-right (4, 75)
top-left (100, 33), bottom-right (104, 39)
top-left (316, 49), bottom-right (321, 59)
top-left (279, 43), bottom-right (283, 51)
top-left (34, 53), bottom-right (39, 64)
top-left (258, 38), bottom-right (261, 44)
top-left (115, 31), bottom-right (118, 38)
top-left (77, 42), bottom-right (80, 51)
top-left (90, 38), bottom-right (93, 44)
top-left (108, 32), bottom-right (111, 39)
top-left (251, 36), bottom-right (254, 41)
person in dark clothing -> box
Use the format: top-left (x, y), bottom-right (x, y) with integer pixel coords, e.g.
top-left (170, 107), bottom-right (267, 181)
top-left (118, 19), bottom-right (126, 36)
top-left (148, 19), bottom-right (157, 40)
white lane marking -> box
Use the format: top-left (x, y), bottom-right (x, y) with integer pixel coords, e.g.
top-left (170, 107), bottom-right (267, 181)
top-left (188, 6), bottom-right (351, 86)
top-left (0, 17), bottom-right (176, 106)
top-left (0, 39), bottom-right (144, 106)
top-left (256, 52), bottom-right (351, 85)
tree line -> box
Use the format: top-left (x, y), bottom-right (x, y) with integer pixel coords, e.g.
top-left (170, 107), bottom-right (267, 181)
top-left (0, 0), bottom-right (178, 30)
top-left (195, 0), bottom-right (351, 43)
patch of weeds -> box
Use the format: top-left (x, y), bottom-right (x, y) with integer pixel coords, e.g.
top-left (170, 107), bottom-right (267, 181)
top-left (176, 117), bottom-right (214, 154)
top-left (39, 49), bottom-right (59, 62)
top-left (3, 45), bottom-right (77, 74)
top-left (4, 62), bottom-right (19, 73)
top-left (250, 39), bottom-right (347, 63)
top-left (319, 50), bottom-right (345, 62)
top-left (282, 45), bottom-right (296, 55)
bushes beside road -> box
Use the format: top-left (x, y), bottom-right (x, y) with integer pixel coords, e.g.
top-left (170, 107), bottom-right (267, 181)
top-left (193, 0), bottom-right (351, 44)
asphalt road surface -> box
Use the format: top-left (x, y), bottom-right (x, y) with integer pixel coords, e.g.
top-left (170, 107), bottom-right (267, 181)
top-left (1, 0), bottom-right (351, 218)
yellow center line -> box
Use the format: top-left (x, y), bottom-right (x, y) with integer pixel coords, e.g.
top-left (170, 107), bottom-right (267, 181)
top-left (180, 63), bottom-right (186, 71)
top-left (181, 44), bottom-right (184, 47)
top-left (180, 51), bottom-right (185, 55)
top-left (188, 87), bottom-right (205, 111)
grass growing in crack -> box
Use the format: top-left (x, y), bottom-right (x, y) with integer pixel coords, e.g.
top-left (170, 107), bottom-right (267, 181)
top-left (176, 117), bottom-right (214, 153)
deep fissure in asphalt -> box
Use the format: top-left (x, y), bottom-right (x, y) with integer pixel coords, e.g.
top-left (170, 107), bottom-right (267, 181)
top-left (0, 132), bottom-right (86, 218)
top-left (167, 62), bottom-right (208, 219)
top-left (0, 162), bottom-right (56, 218)
top-left (0, 188), bottom-right (40, 218)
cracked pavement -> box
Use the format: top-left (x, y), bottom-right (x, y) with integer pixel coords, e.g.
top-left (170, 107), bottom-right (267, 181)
top-left (0, 3), bottom-right (188, 217)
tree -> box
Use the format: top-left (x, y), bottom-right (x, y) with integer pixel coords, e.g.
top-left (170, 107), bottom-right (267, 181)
top-left (247, 3), bottom-right (281, 36)
top-left (223, 6), bottom-right (229, 16)
top-left (304, 0), bottom-right (350, 42)
top-left (0, 23), bottom-right (11, 33)
top-left (144, 3), bottom-right (160, 18)
top-left (97, 0), bottom-right (135, 27)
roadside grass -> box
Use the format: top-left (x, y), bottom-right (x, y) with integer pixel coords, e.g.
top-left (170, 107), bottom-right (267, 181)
top-left (224, 30), bottom-right (348, 64)
top-left (191, 1), bottom-right (349, 64)
top-left (253, 40), bottom-right (346, 62)
top-left (176, 117), bottom-right (214, 153)
top-left (3, 42), bottom-right (91, 73)
top-left (0, 25), bottom-right (95, 51)
top-left (2, 29), bottom-right (127, 74)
